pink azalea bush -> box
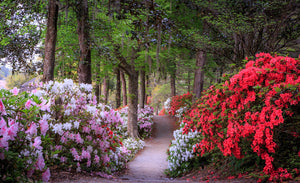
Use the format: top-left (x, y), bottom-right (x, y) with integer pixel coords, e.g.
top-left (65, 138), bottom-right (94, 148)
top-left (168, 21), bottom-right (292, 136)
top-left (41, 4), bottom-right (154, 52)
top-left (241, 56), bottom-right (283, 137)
top-left (36, 79), bottom-right (129, 175)
top-left (0, 88), bottom-right (50, 182)
top-left (0, 79), bottom-right (154, 182)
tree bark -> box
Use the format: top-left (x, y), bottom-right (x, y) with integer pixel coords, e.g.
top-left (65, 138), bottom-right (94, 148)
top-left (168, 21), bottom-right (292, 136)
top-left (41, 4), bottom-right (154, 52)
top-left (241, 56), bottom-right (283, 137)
top-left (76, 0), bottom-right (91, 84)
top-left (156, 22), bottom-right (161, 70)
top-left (115, 68), bottom-right (121, 108)
top-left (139, 69), bottom-right (146, 108)
top-left (95, 63), bottom-right (101, 103)
top-left (127, 70), bottom-right (139, 138)
top-left (193, 50), bottom-right (206, 99)
top-left (103, 76), bottom-right (109, 104)
top-left (170, 72), bottom-right (176, 97)
top-left (120, 70), bottom-right (127, 106)
top-left (43, 0), bottom-right (58, 82)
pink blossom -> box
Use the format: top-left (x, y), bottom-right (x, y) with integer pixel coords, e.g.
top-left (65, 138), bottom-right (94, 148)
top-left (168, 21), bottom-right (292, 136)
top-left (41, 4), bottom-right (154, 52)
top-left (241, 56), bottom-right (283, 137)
top-left (81, 149), bottom-right (91, 159)
top-left (71, 148), bottom-right (80, 161)
top-left (102, 154), bottom-right (110, 163)
top-left (25, 99), bottom-right (32, 109)
top-left (36, 155), bottom-right (45, 170)
top-left (0, 135), bottom-right (9, 150)
top-left (6, 122), bottom-right (19, 140)
top-left (87, 160), bottom-right (91, 167)
top-left (0, 117), bottom-right (7, 131)
top-left (39, 119), bottom-right (49, 135)
top-left (10, 87), bottom-right (19, 95)
top-left (55, 145), bottom-right (62, 151)
top-left (38, 98), bottom-right (51, 112)
top-left (25, 123), bottom-right (37, 136)
top-left (94, 155), bottom-right (100, 164)
top-left (0, 99), bottom-right (7, 115)
top-left (27, 169), bottom-right (34, 177)
top-left (60, 156), bottom-right (67, 163)
top-left (33, 136), bottom-right (43, 150)
top-left (60, 136), bottom-right (67, 143)
top-left (75, 133), bottom-right (83, 144)
top-left (42, 168), bottom-right (51, 182)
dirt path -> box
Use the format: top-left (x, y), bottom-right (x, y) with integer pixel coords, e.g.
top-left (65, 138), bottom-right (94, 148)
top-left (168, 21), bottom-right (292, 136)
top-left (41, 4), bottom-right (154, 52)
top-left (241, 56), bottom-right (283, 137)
top-left (51, 115), bottom-right (179, 183)
top-left (118, 115), bottom-right (176, 182)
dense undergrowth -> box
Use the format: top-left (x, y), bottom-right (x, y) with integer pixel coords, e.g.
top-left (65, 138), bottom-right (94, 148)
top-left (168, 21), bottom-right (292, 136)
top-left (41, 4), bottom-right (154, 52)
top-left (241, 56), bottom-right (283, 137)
top-left (0, 79), bottom-right (153, 182)
top-left (166, 53), bottom-right (300, 182)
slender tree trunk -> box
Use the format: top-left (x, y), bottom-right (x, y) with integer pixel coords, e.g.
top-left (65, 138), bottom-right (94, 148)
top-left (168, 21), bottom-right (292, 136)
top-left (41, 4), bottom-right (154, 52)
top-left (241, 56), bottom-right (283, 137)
top-left (76, 0), bottom-right (91, 84)
top-left (139, 69), bottom-right (146, 108)
top-left (95, 63), bottom-right (101, 103)
top-left (170, 72), bottom-right (176, 97)
top-left (156, 22), bottom-right (161, 69)
top-left (116, 68), bottom-right (121, 108)
top-left (127, 70), bottom-right (139, 138)
top-left (43, 0), bottom-right (58, 82)
top-left (193, 50), bottom-right (206, 99)
top-left (187, 71), bottom-right (191, 92)
top-left (120, 70), bottom-right (127, 106)
top-left (103, 76), bottom-right (109, 104)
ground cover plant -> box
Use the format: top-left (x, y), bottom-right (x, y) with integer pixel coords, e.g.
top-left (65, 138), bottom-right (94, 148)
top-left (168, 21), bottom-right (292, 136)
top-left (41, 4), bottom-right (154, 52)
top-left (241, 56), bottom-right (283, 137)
top-left (167, 53), bottom-right (300, 182)
top-left (0, 79), bottom-right (153, 182)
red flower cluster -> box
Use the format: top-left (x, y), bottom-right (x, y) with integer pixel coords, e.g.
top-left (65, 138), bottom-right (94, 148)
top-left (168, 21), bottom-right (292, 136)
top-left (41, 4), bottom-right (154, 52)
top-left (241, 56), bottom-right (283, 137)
top-left (168, 92), bottom-right (193, 116)
top-left (183, 53), bottom-right (300, 180)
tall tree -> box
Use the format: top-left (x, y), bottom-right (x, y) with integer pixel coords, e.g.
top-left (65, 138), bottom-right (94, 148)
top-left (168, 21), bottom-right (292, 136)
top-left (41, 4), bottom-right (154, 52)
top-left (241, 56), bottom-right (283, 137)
top-left (102, 76), bottom-right (109, 104)
top-left (115, 68), bottom-right (121, 108)
top-left (75, 0), bottom-right (91, 84)
top-left (120, 70), bottom-right (127, 106)
top-left (193, 50), bottom-right (206, 98)
top-left (43, 0), bottom-right (59, 82)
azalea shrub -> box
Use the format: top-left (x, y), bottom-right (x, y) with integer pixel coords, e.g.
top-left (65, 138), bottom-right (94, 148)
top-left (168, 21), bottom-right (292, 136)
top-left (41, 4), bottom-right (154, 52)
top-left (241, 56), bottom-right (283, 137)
top-left (0, 79), bottom-right (153, 182)
top-left (166, 123), bottom-right (203, 177)
top-left (166, 92), bottom-right (193, 119)
top-left (36, 79), bottom-right (129, 175)
top-left (0, 88), bottom-right (51, 182)
top-left (182, 53), bottom-right (300, 181)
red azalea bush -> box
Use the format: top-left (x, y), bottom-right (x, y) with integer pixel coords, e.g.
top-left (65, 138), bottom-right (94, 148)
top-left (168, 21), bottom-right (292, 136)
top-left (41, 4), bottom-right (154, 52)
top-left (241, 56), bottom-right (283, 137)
top-left (183, 53), bottom-right (300, 181)
top-left (168, 92), bottom-right (193, 117)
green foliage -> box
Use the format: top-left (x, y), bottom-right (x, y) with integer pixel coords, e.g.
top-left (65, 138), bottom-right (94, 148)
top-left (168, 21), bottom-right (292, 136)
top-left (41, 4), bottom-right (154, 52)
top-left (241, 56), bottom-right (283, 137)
top-left (151, 83), bottom-right (171, 109)
top-left (6, 73), bottom-right (35, 89)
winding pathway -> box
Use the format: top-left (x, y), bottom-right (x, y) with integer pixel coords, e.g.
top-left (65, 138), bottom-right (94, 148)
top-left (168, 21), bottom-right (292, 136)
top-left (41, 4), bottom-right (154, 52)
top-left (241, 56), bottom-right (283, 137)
top-left (118, 115), bottom-right (176, 182)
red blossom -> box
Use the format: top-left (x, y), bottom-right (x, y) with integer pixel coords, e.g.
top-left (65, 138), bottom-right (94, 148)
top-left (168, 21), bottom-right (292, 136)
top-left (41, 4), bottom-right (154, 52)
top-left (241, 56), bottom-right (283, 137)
top-left (176, 53), bottom-right (300, 178)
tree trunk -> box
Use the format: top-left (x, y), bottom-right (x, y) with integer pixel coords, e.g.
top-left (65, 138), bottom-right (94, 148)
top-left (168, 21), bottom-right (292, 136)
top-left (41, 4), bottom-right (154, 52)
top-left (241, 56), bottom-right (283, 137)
top-left (103, 76), bottom-right (109, 104)
top-left (156, 22), bottom-right (161, 70)
top-left (95, 63), bottom-right (101, 103)
top-left (76, 0), bottom-right (91, 84)
top-left (193, 50), bottom-right (206, 99)
top-left (120, 70), bottom-right (127, 106)
top-left (42, 0), bottom-right (58, 82)
top-left (187, 71), bottom-right (191, 92)
top-left (139, 69), bottom-right (146, 108)
top-left (127, 70), bottom-right (139, 138)
top-left (170, 72), bottom-right (176, 97)
top-left (116, 68), bottom-right (121, 108)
